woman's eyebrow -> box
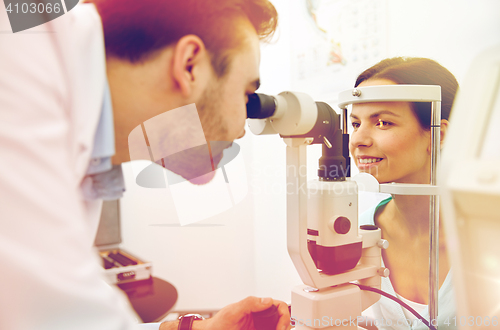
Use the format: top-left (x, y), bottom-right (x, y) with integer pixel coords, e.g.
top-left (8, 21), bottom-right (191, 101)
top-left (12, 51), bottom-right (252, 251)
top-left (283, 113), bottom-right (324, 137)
top-left (350, 110), bottom-right (400, 120)
top-left (370, 110), bottom-right (400, 118)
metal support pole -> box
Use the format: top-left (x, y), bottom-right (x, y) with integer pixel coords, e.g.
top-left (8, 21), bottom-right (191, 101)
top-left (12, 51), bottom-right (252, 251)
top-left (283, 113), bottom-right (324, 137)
top-left (429, 100), bottom-right (441, 328)
top-left (342, 108), bottom-right (348, 134)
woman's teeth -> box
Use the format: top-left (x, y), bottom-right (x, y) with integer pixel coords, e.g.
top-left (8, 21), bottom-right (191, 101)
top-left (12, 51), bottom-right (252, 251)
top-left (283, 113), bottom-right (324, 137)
top-left (359, 158), bottom-right (382, 164)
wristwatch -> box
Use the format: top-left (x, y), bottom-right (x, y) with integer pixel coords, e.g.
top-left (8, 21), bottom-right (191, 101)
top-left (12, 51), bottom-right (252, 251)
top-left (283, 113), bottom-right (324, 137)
top-left (178, 313), bottom-right (205, 330)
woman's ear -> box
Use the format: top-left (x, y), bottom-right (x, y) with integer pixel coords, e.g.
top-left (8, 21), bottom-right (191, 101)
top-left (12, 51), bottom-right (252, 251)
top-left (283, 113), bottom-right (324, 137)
top-left (440, 119), bottom-right (449, 149)
top-left (427, 119), bottom-right (449, 153)
top-left (171, 35), bottom-right (210, 98)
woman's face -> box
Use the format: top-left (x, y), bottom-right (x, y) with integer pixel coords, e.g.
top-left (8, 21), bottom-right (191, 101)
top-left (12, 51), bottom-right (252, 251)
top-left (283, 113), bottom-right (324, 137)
top-left (349, 79), bottom-right (431, 184)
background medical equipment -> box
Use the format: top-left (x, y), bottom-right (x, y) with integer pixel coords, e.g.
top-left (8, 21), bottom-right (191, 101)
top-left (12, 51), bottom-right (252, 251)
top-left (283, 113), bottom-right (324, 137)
top-left (96, 200), bottom-right (179, 323)
top-left (440, 45), bottom-right (500, 328)
top-left (247, 85), bottom-right (442, 329)
top-left (95, 200), bottom-right (153, 284)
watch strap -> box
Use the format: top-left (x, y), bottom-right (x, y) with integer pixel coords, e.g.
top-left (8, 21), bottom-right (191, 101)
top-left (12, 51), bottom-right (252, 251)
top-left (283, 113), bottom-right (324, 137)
top-left (178, 314), bottom-right (204, 330)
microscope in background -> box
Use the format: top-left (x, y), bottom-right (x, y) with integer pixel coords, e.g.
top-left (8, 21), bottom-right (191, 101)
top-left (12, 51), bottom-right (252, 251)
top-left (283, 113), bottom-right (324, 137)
top-left (247, 84), bottom-right (443, 329)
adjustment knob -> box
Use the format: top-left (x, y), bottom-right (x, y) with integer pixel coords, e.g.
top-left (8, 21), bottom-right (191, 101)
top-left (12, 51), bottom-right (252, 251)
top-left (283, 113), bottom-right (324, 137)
top-left (378, 267), bottom-right (390, 278)
top-left (252, 305), bottom-right (280, 330)
top-left (377, 239), bottom-right (389, 250)
top-left (333, 217), bottom-right (351, 235)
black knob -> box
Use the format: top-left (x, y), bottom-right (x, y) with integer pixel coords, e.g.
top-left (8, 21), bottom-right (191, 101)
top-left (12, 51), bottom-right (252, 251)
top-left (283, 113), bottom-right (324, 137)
top-left (252, 305), bottom-right (279, 330)
top-left (334, 217), bottom-right (351, 235)
top-left (360, 224), bottom-right (379, 231)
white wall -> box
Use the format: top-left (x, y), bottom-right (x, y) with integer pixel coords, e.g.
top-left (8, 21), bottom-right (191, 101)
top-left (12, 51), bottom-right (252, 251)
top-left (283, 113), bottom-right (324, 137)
top-left (385, 0), bottom-right (500, 82)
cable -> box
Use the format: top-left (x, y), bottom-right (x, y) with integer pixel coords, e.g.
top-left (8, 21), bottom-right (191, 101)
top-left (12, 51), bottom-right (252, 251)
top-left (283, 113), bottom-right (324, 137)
top-left (353, 284), bottom-right (438, 330)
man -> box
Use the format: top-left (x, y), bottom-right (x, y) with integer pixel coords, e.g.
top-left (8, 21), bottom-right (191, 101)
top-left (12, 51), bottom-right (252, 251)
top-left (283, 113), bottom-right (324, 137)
top-left (0, 1), bottom-right (290, 329)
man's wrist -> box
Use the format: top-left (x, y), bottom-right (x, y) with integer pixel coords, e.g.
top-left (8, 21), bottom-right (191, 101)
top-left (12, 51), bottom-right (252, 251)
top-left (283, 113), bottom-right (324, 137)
top-left (159, 320), bottom-right (206, 330)
top-left (159, 321), bottom-right (178, 330)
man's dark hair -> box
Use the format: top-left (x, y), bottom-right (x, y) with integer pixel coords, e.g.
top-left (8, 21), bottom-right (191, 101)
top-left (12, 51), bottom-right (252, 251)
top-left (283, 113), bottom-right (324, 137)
top-left (355, 57), bottom-right (459, 129)
top-left (88, 0), bottom-right (278, 77)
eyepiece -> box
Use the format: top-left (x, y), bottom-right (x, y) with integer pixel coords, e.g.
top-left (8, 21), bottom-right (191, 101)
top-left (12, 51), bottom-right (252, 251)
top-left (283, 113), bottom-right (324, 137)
top-left (246, 93), bottom-right (276, 119)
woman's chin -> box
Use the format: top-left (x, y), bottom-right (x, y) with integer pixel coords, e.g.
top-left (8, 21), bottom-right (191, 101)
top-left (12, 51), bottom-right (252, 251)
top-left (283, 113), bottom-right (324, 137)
top-left (188, 171), bottom-right (216, 185)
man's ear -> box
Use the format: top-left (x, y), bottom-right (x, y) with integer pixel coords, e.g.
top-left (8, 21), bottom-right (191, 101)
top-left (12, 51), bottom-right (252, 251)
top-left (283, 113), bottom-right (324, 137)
top-left (172, 35), bottom-right (210, 98)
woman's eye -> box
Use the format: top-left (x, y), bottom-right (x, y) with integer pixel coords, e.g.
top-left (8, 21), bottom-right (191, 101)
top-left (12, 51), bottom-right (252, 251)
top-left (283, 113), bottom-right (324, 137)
top-left (376, 120), bottom-right (392, 128)
top-left (351, 122), bottom-right (360, 129)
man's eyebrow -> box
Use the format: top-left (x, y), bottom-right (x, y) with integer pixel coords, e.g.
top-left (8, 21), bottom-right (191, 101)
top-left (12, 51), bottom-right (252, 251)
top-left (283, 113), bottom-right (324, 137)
top-left (350, 110), bottom-right (400, 119)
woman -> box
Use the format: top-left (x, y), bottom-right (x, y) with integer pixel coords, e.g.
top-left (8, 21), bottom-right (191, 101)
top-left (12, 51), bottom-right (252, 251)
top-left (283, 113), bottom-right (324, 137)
top-left (350, 57), bottom-right (459, 330)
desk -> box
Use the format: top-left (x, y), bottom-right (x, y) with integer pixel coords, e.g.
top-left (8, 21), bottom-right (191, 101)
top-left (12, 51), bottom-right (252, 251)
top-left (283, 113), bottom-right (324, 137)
top-left (118, 277), bottom-right (178, 323)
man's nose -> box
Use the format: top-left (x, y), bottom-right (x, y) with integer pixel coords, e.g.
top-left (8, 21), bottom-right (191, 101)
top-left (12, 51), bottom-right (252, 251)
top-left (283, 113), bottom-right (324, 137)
top-left (237, 129), bottom-right (246, 139)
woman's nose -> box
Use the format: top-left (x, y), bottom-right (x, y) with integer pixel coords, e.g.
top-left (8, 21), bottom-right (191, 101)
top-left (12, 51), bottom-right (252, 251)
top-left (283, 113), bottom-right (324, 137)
top-left (350, 125), bottom-right (373, 149)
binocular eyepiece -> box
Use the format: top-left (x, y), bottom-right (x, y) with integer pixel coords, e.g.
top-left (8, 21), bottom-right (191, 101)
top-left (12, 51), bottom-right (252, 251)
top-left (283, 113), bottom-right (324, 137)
top-left (246, 93), bottom-right (277, 119)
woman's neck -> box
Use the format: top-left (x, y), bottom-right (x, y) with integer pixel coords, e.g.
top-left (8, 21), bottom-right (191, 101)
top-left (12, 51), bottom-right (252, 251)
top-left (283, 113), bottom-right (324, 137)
top-left (380, 194), bottom-right (433, 239)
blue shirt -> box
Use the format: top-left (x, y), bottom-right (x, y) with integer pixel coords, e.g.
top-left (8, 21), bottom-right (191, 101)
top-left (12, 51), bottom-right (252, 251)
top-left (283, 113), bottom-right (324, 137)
top-left (81, 81), bottom-right (125, 200)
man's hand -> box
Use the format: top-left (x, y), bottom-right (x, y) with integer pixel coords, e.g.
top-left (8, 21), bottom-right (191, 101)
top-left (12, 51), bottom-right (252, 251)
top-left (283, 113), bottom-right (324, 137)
top-left (160, 296), bottom-right (291, 330)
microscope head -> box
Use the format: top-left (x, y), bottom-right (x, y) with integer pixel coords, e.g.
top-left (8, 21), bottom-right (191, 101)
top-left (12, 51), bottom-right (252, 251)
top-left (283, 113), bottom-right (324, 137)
top-left (247, 91), bottom-right (349, 181)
